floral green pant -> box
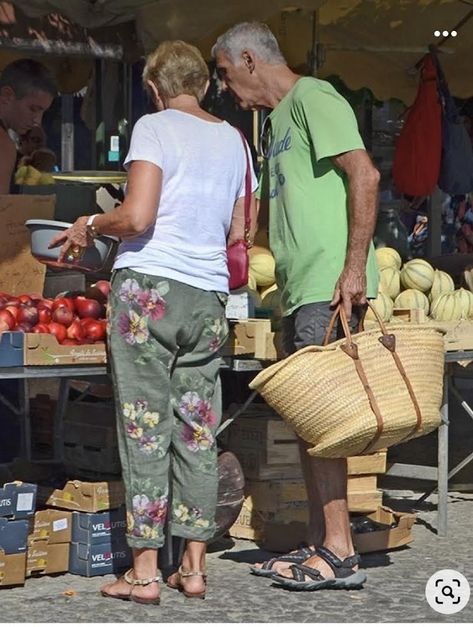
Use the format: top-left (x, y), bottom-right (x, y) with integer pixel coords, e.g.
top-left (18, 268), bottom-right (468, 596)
top-left (107, 268), bottom-right (229, 549)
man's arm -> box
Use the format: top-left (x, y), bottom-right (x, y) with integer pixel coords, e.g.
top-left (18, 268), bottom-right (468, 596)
top-left (330, 148), bottom-right (380, 319)
top-left (0, 130), bottom-right (16, 194)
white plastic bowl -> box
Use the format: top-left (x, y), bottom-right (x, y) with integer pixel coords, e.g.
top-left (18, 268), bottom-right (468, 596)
top-left (25, 219), bottom-right (117, 272)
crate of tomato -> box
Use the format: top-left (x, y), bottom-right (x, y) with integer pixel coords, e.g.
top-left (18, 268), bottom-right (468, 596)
top-left (0, 282), bottom-right (110, 366)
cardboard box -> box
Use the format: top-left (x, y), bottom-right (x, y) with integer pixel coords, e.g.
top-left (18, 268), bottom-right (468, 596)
top-left (225, 291), bottom-right (256, 320)
top-left (0, 551), bottom-right (26, 587)
top-left (71, 507), bottom-right (127, 545)
top-left (0, 194), bottom-right (55, 296)
top-left (223, 319), bottom-right (272, 356)
top-left (69, 538), bottom-right (132, 577)
top-left (352, 506), bottom-right (416, 553)
top-left (0, 481), bottom-right (37, 519)
top-left (46, 480), bottom-right (125, 513)
top-left (29, 509), bottom-right (72, 544)
top-left (26, 540), bottom-right (69, 576)
top-left (0, 519), bottom-right (29, 553)
top-left (0, 332), bottom-right (106, 367)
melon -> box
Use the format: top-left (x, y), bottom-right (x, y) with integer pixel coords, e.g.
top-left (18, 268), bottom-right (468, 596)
top-left (379, 267), bottom-right (401, 299)
top-left (454, 288), bottom-right (473, 319)
top-left (400, 259), bottom-right (435, 292)
top-left (247, 271), bottom-right (257, 291)
top-left (394, 289), bottom-right (430, 315)
top-left (365, 292), bottom-right (393, 323)
top-left (249, 252), bottom-right (276, 287)
top-left (375, 246), bottom-right (402, 270)
top-left (261, 287), bottom-right (281, 315)
top-left (260, 283), bottom-right (278, 300)
top-left (431, 292), bottom-right (462, 321)
top-left (429, 269), bottom-right (454, 303)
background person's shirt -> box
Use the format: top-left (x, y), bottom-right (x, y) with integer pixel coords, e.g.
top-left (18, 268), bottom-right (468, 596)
top-left (114, 109), bottom-right (257, 293)
top-left (259, 77), bottom-right (379, 316)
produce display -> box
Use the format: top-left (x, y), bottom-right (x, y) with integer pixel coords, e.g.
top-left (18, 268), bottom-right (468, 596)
top-left (247, 244), bottom-right (280, 318)
top-left (374, 247), bottom-right (473, 322)
top-left (0, 280), bottom-right (110, 344)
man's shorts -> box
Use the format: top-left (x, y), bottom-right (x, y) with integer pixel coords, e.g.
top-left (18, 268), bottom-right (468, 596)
top-left (281, 301), bottom-right (366, 356)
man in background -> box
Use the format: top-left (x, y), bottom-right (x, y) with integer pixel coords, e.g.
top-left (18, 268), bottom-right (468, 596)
top-left (0, 59), bottom-right (56, 193)
top-left (213, 22), bottom-right (379, 591)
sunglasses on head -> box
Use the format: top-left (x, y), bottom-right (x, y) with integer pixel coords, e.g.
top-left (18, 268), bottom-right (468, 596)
top-left (259, 116), bottom-right (273, 159)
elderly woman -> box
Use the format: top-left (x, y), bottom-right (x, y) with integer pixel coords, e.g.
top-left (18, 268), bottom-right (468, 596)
top-left (49, 40), bottom-right (257, 604)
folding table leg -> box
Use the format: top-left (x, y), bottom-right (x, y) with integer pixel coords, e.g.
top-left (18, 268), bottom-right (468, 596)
top-left (437, 371), bottom-right (449, 537)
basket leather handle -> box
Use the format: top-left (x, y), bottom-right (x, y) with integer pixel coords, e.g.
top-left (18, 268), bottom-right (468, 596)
top-left (324, 302), bottom-right (423, 454)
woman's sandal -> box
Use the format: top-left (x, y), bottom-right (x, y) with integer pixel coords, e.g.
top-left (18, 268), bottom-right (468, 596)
top-left (100, 568), bottom-right (162, 605)
top-left (271, 546), bottom-right (367, 591)
top-left (167, 565), bottom-right (207, 599)
top-left (250, 544), bottom-right (318, 578)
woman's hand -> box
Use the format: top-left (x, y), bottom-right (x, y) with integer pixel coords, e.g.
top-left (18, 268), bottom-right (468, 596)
top-left (48, 215), bottom-right (93, 264)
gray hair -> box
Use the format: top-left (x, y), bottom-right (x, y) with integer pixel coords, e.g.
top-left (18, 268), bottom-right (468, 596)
top-left (212, 22), bottom-right (286, 65)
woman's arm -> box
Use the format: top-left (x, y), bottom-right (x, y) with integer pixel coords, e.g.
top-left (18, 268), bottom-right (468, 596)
top-left (227, 193), bottom-right (257, 247)
top-left (48, 160), bottom-right (162, 262)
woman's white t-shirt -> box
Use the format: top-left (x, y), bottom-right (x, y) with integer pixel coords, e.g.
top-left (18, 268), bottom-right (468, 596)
top-left (113, 109), bottom-right (257, 293)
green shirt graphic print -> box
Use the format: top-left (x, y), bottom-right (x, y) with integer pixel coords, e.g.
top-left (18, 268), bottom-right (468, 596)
top-left (260, 77), bottom-right (379, 316)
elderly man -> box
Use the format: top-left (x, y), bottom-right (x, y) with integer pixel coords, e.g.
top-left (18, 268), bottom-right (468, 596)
top-left (213, 22), bottom-right (379, 591)
top-left (0, 59), bottom-right (56, 193)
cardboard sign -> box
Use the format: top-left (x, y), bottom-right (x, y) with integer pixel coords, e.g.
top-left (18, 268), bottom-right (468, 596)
top-left (0, 194), bottom-right (55, 296)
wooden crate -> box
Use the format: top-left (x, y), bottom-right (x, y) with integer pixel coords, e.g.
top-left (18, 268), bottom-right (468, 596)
top-left (229, 478), bottom-right (383, 543)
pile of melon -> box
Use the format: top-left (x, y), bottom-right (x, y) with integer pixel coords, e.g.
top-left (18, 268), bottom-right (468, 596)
top-left (372, 247), bottom-right (472, 322)
top-left (246, 245), bottom-right (281, 317)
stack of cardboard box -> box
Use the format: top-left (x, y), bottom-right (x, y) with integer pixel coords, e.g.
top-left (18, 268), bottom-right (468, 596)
top-left (0, 481), bottom-right (37, 587)
top-left (46, 480), bottom-right (131, 577)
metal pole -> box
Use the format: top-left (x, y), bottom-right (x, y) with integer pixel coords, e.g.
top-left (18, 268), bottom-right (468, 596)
top-left (61, 94), bottom-right (74, 171)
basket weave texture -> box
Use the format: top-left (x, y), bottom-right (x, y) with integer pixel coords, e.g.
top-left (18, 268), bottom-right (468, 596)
top-left (249, 321), bottom-right (445, 458)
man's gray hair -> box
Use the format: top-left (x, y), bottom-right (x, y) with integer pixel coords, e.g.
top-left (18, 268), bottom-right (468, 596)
top-left (212, 22), bottom-right (286, 65)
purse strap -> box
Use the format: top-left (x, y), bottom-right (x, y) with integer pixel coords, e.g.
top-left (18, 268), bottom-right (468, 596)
top-left (235, 128), bottom-right (252, 245)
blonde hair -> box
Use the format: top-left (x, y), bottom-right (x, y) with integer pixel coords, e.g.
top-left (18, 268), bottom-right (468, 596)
top-left (143, 40), bottom-right (209, 104)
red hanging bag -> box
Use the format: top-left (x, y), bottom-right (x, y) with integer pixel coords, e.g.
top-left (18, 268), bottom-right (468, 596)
top-left (392, 54), bottom-right (442, 197)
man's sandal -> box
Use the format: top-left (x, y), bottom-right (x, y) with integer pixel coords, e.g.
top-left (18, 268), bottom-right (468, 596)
top-left (250, 544), bottom-right (318, 578)
top-left (167, 565), bottom-right (207, 599)
top-left (271, 546), bottom-right (367, 591)
top-left (100, 568), bottom-right (162, 605)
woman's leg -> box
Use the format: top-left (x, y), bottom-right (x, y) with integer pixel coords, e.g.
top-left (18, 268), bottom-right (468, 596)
top-left (168, 290), bottom-right (229, 595)
top-left (102, 269), bottom-right (178, 600)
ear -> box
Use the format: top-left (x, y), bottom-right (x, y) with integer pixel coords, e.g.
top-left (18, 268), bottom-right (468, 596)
top-left (242, 50), bottom-right (256, 74)
top-left (0, 85), bottom-right (15, 102)
top-left (146, 80), bottom-right (163, 109)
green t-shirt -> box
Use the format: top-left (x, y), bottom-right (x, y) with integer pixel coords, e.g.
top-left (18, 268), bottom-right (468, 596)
top-left (260, 77), bottom-right (379, 316)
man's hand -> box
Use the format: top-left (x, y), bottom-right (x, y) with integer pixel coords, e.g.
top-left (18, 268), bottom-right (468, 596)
top-left (330, 265), bottom-right (367, 320)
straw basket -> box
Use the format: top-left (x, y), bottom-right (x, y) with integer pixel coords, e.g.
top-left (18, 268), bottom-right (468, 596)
top-left (249, 304), bottom-right (445, 458)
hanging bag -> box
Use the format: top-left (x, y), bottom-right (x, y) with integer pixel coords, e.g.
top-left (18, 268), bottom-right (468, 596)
top-left (433, 52), bottom-right (473, 195)
top-left (392, 54), bottom-right (442, 197)
top-left (249, 304), bottom-right (445, 458)
top-left (227, 129), bottom-right (252, 290)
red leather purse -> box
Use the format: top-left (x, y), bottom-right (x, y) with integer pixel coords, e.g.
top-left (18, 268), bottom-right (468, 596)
top-left (227, 129), bottom-right (252, 291)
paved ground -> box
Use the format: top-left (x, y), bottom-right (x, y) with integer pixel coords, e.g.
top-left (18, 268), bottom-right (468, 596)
top-left (1, 490), bottom-right (473, 624)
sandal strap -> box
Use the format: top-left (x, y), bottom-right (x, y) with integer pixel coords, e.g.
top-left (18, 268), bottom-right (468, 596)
top-left (123, 568), bottom-right (163, 586)
top-left (178, 565), bottom-right (207, 578)
top-left (315, 546), bottom-right (360, 575)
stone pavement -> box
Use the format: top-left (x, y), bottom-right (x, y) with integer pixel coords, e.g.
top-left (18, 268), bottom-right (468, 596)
top-left (1, 490), bottom-right (473, 624)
